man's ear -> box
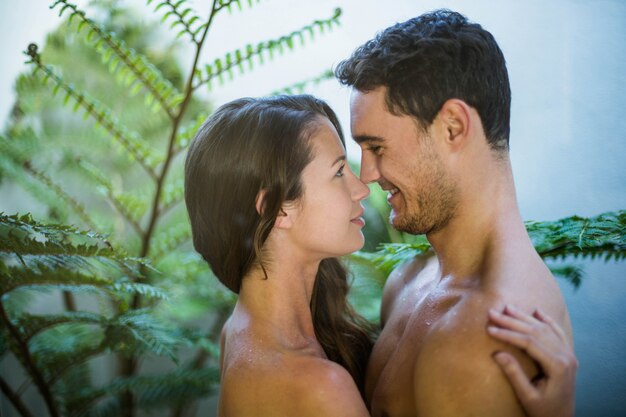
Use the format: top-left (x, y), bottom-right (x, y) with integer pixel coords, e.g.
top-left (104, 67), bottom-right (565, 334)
top-left (437, 99), bottom-right (471, 150)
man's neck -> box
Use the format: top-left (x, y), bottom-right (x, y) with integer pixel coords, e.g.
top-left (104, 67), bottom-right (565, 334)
top-left (427, 160), bottom-right (532, 281)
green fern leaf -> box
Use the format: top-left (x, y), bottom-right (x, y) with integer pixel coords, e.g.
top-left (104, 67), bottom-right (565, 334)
top-left (51, 0), bottom-right (183, 119)
top-left (103, 309), bottom-right (191, 362)
top-left (270, 69), bottom-right (335, 95)
top-left (11, 311), bottom-right (105, 342)
top-left (151, 0), bottom-right (207, 44)
top-left (353, 211), bottom-right (625, 287)
top-left (196, 8), bottom-right (343, 90)
top-left (23, 48), bottom-right (161, 178)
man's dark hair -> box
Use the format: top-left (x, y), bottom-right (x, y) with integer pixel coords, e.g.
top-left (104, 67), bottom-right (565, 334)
top-left (335, 9), bottom-right (511, 152)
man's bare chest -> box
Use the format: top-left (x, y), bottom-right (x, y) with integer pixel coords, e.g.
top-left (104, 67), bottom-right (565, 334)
top-left (366, 282), bottom-right (456, 417)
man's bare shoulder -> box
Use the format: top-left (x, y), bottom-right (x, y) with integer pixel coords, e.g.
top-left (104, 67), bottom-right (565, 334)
top-left (381, 252), bottom-right (436, 324)
top-left (220, 355), bottom-right (368, 417)
top-left (412, 294), bottom-right (536, 416)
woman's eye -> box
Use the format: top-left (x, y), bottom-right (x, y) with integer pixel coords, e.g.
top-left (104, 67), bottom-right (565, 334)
top-left (335, 164), bottom-right (346, 177)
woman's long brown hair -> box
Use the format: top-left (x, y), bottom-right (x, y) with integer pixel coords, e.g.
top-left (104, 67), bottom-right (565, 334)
top-left (184, 95), bottom-right (373, 393)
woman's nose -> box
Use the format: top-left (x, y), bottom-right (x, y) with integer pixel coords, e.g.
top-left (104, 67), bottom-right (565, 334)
top-left (351, 172), bottom-right (370, 201)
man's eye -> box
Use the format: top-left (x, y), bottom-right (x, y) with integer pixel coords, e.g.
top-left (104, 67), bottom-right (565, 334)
top-left (368, 146), bottom-right (382, 155)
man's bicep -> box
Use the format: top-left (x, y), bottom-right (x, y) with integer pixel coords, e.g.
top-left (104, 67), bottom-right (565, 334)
top-left (413, 333), bottom-right (529, 417)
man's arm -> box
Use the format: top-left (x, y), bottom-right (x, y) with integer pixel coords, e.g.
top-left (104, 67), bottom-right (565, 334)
top-left (412, 303), bottom-right (537, 416)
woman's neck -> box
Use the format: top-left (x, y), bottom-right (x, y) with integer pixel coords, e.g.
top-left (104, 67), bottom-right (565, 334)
top-left (235, 256), bottom-right (320, 350)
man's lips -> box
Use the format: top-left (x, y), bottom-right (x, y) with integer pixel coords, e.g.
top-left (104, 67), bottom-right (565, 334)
top-left (385, 186), bottom-right (400, 204)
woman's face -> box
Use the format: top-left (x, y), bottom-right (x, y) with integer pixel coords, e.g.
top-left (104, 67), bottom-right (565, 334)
top-left (285, 116), bottom-right (370, 259)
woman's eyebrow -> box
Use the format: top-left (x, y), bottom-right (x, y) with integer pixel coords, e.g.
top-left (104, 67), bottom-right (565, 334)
top-left (331, 155), bottom-right (346, 167)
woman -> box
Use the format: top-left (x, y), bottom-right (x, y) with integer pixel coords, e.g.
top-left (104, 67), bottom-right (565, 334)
top-left (184, 95), bottom-right (575, 416)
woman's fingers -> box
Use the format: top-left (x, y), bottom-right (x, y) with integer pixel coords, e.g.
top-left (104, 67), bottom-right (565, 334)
top-left (533, 308), bottom-right (567, 342)
top-left (492, 351), bottom-right (539, 404)
top-left (504, 304), bottom-right (538, 324)
top-left (488, 305), bottom-right (577, 377)
top-left (489, 308), bottom-right (532, 333)
top-left (487, 325), bottom-right (551, 368)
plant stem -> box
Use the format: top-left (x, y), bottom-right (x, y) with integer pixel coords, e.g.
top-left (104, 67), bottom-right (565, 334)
top-left (118, 3), bottom-right (220, 416)
top-left (62, 291), bottom-right (77, 311)
top-left (0, 376), bottom-right (35, 417)
top-left (0, 302), bottom-right (60, 417)
top-left (170, 306), bottom-right (231, 417)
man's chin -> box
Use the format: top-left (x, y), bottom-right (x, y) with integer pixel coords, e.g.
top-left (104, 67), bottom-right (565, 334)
top-left (390, 212), bottom-right (428, 235)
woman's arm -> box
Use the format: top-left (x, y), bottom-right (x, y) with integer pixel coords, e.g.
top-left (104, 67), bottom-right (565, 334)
top-left (487, 305), bottom-right (578, 417)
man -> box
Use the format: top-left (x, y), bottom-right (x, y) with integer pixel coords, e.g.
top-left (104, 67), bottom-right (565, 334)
top-left (335, 9), bottom-right (576, 417)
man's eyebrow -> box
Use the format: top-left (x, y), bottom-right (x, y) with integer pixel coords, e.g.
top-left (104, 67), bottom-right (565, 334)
top-left (352, 134), bottom-right (384, 145)
top-left (331, 155), bottom-right (346, 167)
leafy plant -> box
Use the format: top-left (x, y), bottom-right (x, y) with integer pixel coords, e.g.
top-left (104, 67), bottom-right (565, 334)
top-left (0, 1), bottom-right (342, 416)
top-left (352, 210), bottom-right (626, 291)
top-left (0, 213), bottom-right (210, 417)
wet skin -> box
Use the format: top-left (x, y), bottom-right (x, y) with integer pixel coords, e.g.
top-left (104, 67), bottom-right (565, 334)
top-left (349, 87), bottom-right (573, 417)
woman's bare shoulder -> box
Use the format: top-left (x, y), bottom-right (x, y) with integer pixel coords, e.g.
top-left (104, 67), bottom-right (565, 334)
top-left (220, 355), bottom-right (368, 417)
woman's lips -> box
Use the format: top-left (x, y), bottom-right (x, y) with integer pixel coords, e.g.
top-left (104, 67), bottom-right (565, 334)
top-left (351, 209), bottom-right (365, 227)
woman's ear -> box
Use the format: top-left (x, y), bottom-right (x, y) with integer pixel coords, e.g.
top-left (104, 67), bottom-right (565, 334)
top-left (273, 206), bottom-right (292, 229)
top-left (255, 189), bottom-right (268, 216)
top-left (256, 189), bottom-right (294, 229)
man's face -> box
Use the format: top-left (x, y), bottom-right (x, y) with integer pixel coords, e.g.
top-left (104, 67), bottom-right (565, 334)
top-left (349, 87), bottom-right (458, 235)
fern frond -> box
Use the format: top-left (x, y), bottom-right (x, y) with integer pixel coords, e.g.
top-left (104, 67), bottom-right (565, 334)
top-left (173, 112), bottom-right (207, 154)
top-left (29, 326), bottom-right (105, 385)
top-left (548, 264), bottom-right (584, 289)
top-left (107, 281), bottom-right (168, 301)
top-left (24, 44), bottom-right (160, 180)
top-left (74, 158), bottom-right (147, 236)
top-left (149, 0), bottom-right (207, 44)
top-left (351, 237), bottom-right (432, 277)
top-left (0, 213), bottom-right (113, 258)
top-left (528, 210), bottom-right (625, 261)
top-left (10, 311), bottom-right (104, 342)
top-left (0, 134), bottom-right (98, 230)
top-left (270, 69), bottom-right (335, 95)
top-left (194, 8), bottom-right (343, 90)
top-left (353, 211), bottom-right (625, 285)
top-left (22, 161), bottom-right (98, 231)
top-left (62, 367), bottom-right (219, 415)
top-left (149, 222), bottom-right (191, 262)
top-left (103, 309), bottom-right (191, 362)
top-left (0, 213), bottom-right (160, 296)
top-left (214, 0), bottom-right (261, 14)
top-left (1, 254), bottom-right (163, 300)
top-left (51, 0), bottom-right (184, 118)
top-left (158, 176), bottom-right (184, 216)
top-left (1, 260), bottom-right (113, 296)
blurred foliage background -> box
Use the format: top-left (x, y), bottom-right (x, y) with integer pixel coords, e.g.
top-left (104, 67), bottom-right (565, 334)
top-left (0, 1), bottom-right (624, 417)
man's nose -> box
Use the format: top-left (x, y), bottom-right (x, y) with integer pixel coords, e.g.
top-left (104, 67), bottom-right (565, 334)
top-left (359, 154), bottom-right (381, 185)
